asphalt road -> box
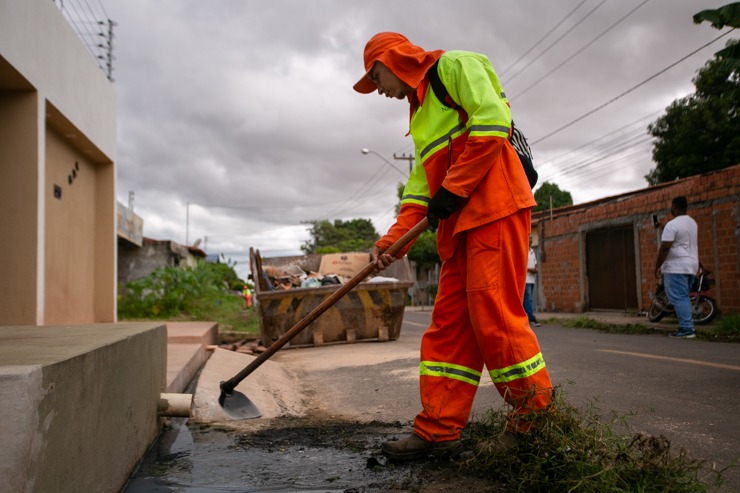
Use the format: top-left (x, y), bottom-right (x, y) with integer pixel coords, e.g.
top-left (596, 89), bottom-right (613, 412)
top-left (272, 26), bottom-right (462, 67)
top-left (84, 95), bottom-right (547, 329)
top-left (268, 309), bottom-right (740, 492)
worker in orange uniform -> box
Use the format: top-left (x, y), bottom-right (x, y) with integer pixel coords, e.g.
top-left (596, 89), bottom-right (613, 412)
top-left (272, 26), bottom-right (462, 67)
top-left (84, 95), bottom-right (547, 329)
top-left (243, 284), bottom-right (253, 308)
top-left (354, 32), bottom-right (552, 461)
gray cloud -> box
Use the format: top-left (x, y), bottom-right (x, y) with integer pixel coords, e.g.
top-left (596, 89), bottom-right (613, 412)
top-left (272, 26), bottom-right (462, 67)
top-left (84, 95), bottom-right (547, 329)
top-left (104, 0), bottom-right (732, 277)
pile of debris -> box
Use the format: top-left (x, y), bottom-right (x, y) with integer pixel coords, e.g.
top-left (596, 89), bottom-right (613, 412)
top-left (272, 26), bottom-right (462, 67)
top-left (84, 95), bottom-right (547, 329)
top-left (263, 264), bottom-right (346, 290)
top-left (260, 252), bottom-right (399, 291)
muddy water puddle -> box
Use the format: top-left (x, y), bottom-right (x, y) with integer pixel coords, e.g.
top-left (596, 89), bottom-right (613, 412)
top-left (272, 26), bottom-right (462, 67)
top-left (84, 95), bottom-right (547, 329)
top-left (123, 417), bottom-right (494, 493)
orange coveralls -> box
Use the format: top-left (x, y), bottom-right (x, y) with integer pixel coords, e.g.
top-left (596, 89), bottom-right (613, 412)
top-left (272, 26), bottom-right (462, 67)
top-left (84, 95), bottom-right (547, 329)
top-left (374, 47), bottom-right (553, 443)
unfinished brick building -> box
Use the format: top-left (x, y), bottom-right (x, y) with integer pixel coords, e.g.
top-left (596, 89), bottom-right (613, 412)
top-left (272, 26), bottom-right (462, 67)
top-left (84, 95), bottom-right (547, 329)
top-left (532, 164), bottom-right (739, 316)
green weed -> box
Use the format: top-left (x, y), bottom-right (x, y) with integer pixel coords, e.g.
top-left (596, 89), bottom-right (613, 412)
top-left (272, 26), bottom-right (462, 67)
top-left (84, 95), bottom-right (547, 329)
top-left (696, 314), bottom-right (740, 343)
top-left (460, 389), bottom-right (724, 492)
top-left (545, 316), bottom-right (659, 335)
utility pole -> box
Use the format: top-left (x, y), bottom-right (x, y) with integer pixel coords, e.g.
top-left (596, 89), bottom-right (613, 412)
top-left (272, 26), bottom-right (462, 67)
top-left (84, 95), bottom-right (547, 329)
top-left (393, 153), bottom-right (414, 174)
top-left (185, 202), bottom-right (190, 246)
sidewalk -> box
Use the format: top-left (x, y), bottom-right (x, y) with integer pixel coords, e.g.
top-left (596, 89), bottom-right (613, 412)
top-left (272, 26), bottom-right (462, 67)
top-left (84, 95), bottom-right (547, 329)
top-left (166, 321), bottom-right (219, 394)
top-left (406, 305), bottom-right (709, 333)
top-left (538, 310), bottom-right (676, 330)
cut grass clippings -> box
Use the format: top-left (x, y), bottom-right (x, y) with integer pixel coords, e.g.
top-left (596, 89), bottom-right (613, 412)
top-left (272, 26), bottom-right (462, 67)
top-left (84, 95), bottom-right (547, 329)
top-left (459, 388), bottom-right (725, 493)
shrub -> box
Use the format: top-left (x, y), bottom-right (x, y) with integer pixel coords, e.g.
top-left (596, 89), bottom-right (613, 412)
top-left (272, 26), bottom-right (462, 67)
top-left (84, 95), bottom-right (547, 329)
top-left (120, 262), bottom-right (235, 319)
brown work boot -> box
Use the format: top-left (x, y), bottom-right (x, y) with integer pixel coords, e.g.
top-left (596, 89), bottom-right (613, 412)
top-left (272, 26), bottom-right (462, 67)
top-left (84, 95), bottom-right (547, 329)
top-left (473, 430), bottom-right (519, 456)
top-left (381, 433), bottom-right (462, 462)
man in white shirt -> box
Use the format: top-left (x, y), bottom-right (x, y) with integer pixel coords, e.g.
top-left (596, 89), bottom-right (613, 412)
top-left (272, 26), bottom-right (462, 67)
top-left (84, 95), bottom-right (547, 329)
top-left (523, 236), bottom-right (540, 327)
top-left (654, 196), bottom-right (699, 338)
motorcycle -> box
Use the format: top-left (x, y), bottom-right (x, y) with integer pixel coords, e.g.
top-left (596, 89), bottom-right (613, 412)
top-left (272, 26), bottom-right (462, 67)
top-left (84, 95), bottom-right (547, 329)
top-left (647, 268), bottom-right (718, 324)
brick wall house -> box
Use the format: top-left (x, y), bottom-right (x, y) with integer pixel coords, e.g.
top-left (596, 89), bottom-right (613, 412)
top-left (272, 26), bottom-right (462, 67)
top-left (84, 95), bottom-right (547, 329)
top-left (533, 164), bottom-right (739, 316)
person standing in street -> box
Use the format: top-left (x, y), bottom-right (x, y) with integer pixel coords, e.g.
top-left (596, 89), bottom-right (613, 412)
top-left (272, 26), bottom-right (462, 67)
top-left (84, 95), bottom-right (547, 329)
top-left (354, 32), bottom-right (552, 462)
top-left (523, 236), bottom-right (540, 327)
top-left (243, 284), bottom-right (253, 309)
top-left (654, 196), bottom-right (699, 338)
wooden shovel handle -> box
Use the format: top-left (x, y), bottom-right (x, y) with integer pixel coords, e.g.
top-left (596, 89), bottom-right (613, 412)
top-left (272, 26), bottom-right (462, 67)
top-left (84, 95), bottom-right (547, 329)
top-left (220, 217), bottom-right (429, 393)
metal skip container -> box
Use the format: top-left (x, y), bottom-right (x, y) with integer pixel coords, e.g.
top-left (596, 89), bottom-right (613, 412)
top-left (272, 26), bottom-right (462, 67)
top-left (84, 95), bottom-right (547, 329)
top-left (249, 248), bottom-right (413, 348)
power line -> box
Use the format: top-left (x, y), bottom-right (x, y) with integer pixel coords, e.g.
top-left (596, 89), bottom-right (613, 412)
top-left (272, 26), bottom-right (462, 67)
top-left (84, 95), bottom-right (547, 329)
top-left (535, 109), bottom-right (660, 165)
top-left (511, 0), bottom-right (651, 98)
top-left (499, 0), bottom-right (590, 78)
top-left (558, 140), bottom-right (653, 189)
top-left (321, 162), bottom-right (389, 218)
top-left (533, 110), bottom-right (662, 187)
top-left (544, 135), bottom-right (653, 186)
top-left (539, 125), bottom-right (648, 177)
top-left (530, 29), bottom-right (735, 146)
top-left (504, 0), bottom-right (609, 84)
top-left (321, 156), bottom-right (403, 219)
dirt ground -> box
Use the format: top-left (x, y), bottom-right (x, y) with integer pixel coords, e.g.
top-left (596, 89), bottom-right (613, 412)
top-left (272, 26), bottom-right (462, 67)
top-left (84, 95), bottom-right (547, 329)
top-left (124, 416), bottom-right (505, 493)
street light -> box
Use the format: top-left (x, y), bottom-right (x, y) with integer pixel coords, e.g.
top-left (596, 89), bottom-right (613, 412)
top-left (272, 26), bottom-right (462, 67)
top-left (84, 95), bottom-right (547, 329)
top-left (361, 148), bottom-right (408, 177)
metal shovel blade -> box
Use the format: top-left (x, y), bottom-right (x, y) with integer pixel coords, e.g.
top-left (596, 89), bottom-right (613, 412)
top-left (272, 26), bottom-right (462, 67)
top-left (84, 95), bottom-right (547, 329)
top-left (219, 389), bottom-right (262, 420)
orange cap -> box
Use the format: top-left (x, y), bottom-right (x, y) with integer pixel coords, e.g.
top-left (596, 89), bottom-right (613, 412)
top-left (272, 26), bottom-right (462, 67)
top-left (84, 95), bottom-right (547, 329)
top-left (353, 32), bottom-right (443, 94)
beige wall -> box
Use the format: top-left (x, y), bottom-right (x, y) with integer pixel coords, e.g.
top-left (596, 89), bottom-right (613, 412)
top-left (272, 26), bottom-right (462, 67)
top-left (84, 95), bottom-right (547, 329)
top-left (95, 159), bottom-right (116, 321)
top-left (0, 0), bottom-right (117, 325)
top-left (45, 130), bottom-right (94, 323)
top-left (0, 91), bottom-right (39, 324)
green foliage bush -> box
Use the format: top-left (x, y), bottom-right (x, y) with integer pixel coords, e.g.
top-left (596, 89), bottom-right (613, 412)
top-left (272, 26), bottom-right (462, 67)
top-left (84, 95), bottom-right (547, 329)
top-left (302, 218), bottom-right (379, 254)
top-left (209, 262), bottom-right (245, 291)
top-left (119, 261), bottom-right (236, 320)
top-left (118, 261), bottom-right (261, 334)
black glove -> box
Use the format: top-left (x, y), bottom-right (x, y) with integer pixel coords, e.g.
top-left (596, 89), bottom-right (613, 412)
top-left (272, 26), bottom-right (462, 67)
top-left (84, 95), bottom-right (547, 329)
top-left (427, 185), bottom-right (463, 231)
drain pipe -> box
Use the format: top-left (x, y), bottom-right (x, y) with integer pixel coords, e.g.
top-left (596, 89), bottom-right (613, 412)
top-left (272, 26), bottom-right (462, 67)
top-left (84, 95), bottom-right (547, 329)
top-left (158, 393), bottom-right (193, 417)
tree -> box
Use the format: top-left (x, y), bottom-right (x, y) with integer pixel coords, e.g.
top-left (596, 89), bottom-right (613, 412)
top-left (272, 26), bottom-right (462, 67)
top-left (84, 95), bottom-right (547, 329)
top-left (645, 39), bottom-right (740, 185)
top-left (407, 230), bottom-right (440, 268)
top-left (394, 182), bottom-right (404, 216)
top-left (301, 218), bottom-right (379, 254)
top-left (392, 179), bottom-right (442, 267)
top-left (693, 3), bottom-right (740, 65)
top-left (533, 181), bottom-right (573, 212)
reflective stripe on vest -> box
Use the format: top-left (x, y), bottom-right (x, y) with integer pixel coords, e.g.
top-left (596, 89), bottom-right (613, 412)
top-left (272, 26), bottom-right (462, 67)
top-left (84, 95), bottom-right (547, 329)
top-left (489, 352), bottom-right (546, 383)
top-left (420, 360), bottom-right (481, 386)
top-left (400, 51), bottom-right (512, 209)
top-left (419, 122), bottom-right (466, 161)
top-left (469, 123), bottom-right (510, 136)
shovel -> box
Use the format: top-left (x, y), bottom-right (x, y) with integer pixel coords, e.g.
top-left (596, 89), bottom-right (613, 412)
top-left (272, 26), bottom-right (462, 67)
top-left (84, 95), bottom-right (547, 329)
top-left (218, 217), bottom-right (429, 419)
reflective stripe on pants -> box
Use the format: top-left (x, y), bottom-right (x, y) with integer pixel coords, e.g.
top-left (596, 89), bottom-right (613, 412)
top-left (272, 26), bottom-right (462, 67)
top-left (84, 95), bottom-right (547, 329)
top-left (414, 209), bottom-right (552, 442)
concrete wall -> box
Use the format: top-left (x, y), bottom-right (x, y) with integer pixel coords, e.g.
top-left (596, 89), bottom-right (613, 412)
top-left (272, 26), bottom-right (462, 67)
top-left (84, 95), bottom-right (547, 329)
top-left (0, 0), bottom-right (117, 324)
top-left (535, 164), bottom-right (740, 315)
top-left (118, 238), bottom-right (201, 286)
top-left (0, 323), bottom-right (167, 493)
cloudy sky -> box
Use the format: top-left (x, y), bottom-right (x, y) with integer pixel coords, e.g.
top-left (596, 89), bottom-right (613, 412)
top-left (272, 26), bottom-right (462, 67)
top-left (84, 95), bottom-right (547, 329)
top-left (94, 0), bottom-right (731, 279)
